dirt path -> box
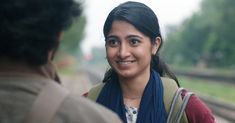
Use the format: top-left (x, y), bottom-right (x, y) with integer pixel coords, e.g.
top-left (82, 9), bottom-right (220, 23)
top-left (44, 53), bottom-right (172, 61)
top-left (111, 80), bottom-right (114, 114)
top-left (60, 70), bottom-right (92, 96)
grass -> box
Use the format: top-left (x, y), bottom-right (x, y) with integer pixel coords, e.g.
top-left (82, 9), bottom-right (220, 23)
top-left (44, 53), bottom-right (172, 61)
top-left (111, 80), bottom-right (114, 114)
top-left (178, 76), bottom-right (235, 105)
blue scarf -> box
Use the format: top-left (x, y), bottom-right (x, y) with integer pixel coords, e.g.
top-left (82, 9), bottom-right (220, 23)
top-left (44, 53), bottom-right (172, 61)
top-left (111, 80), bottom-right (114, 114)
top-left (96, 70), bottom-right (167, 123)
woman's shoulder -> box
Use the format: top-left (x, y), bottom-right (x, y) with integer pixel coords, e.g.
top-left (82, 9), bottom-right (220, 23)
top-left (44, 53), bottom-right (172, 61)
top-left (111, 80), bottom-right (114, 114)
top-left (182, 90), bottom-right (216, 123)
top-left (83, 83), bottom-right (105, 100)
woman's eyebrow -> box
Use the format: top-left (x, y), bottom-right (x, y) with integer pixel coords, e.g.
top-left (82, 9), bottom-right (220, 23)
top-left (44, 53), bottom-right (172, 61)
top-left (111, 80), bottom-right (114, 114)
top-left (106, 34), bottom-right (143, 40)
top-left (106, 35), bottom-right (118, 39)
top-left (126, 35), bottom-right (143, 39)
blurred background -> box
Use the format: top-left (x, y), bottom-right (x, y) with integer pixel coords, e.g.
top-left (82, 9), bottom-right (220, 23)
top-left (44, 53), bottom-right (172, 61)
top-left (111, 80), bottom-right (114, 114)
top-left (54, 0), bottom-right (235, 122)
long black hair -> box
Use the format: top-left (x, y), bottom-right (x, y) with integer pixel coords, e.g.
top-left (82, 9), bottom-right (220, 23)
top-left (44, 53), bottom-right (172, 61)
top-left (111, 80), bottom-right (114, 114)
top-left (102, 1), bottom-right (179, 86)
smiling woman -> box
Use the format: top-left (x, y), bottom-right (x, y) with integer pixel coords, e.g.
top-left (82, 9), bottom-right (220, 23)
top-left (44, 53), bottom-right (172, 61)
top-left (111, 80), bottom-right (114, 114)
top-left (85, 1), bottom-right (215, 123)
top-left (105, 20), bottom-right (159, 79)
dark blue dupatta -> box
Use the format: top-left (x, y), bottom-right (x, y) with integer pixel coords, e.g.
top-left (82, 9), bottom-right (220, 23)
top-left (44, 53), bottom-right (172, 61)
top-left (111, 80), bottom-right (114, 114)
top-left (96, 70), bottom-right (167, 123)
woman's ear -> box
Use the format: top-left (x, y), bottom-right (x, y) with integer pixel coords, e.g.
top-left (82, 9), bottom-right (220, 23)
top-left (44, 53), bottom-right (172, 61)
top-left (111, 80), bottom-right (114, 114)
top-left (152, 37), bottom-right (161, 55)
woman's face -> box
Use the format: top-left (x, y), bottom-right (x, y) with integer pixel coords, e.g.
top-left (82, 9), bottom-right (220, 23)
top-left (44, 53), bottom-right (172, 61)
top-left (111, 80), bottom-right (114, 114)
top-left (105, 20), bottom-right (160, 79)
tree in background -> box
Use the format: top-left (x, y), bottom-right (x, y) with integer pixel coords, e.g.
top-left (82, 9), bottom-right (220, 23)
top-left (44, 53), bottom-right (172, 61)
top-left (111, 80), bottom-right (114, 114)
top-left (56, 15), bottom-right (86, 69)
top-left (60, 16), bottom-right (86, 55)
top-left (162, 0), bottom-right (235, 68)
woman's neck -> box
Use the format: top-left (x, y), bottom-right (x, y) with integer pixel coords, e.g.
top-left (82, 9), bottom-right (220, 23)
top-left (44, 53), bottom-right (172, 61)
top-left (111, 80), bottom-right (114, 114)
top-left (119, 70), bottom-right (150, 107)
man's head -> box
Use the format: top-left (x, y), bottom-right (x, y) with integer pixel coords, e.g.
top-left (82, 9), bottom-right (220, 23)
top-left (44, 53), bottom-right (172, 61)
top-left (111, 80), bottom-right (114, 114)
top-left (0, 0), bottom-right (81, 65)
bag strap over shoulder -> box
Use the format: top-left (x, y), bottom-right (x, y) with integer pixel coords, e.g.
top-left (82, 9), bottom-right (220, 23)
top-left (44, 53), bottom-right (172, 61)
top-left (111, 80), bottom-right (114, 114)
top-left (24, 79), bottom-right (69, 123)
top-left (175, 92), bottom-right (194, 123)
top-left (161, 77), bottom-right (193, 123)
top-left (87, 83), bottom-right (105, 101)
top-left (167, 87), bottom-right (185, 123)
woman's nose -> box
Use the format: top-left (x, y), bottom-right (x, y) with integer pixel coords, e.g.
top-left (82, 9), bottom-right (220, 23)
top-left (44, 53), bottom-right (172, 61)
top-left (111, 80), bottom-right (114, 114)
top-left (118, 43), bottom-right (130, 58)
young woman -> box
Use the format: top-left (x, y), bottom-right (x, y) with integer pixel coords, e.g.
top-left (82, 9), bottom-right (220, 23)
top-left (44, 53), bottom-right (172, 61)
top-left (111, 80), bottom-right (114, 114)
top-left (86, 1), bottom-right (215, 123)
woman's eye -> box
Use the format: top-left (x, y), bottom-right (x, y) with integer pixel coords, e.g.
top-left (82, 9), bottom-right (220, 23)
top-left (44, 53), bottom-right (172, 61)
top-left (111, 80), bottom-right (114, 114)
top-left (106, 39), bottom-right (119, 47)
top-left (130, 39), bottom-right (140, 46)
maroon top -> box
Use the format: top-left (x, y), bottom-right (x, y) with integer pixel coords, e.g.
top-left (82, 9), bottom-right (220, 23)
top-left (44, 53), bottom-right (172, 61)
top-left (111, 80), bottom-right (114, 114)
top-left (182, 90), bottom-right (215, 123)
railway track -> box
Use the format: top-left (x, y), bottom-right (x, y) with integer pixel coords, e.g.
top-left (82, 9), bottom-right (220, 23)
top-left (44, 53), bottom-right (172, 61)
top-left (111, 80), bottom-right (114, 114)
top-left (175, 70), bottom-right (235, 85)
top-left (199, 94), bottom-right (235, 122)
top-left (83, 68), bottom-right (235, 122)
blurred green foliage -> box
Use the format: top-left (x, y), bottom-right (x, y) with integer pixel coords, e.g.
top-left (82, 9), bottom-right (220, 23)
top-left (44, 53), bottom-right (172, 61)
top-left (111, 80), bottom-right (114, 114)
top-left (54, 15), bottom-right (86, 70)
top-left (59, 15), bottom-right (86, 56)
top-left (162, 0), bottom-right (235, 68)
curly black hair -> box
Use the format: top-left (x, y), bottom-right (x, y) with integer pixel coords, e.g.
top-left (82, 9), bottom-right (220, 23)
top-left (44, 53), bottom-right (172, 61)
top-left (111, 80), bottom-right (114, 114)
top-left (0, 0), bottom-right (82, 65)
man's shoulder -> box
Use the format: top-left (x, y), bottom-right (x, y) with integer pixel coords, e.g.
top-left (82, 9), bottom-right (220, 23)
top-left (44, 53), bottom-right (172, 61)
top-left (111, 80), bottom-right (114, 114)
top-left (55, 94), bottom-right (122, 123)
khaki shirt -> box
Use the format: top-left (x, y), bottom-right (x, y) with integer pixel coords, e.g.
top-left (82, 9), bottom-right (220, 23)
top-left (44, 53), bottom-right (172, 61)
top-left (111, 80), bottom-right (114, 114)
top-left (0, 62), bottom-right (122, 123)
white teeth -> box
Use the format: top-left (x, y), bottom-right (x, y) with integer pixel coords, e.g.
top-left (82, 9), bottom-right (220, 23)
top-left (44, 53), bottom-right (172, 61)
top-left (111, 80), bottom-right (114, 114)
top-left (118, 61), bottom-right (133, 64)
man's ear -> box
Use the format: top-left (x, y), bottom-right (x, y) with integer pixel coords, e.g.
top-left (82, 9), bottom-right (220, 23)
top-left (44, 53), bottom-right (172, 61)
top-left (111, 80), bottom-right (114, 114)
top-left (152, 37), bottom-right (161, 55)
top-left (58, 31), bottom-right (64, 41)
top-left (48, 31), bottom-right (64, 61)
